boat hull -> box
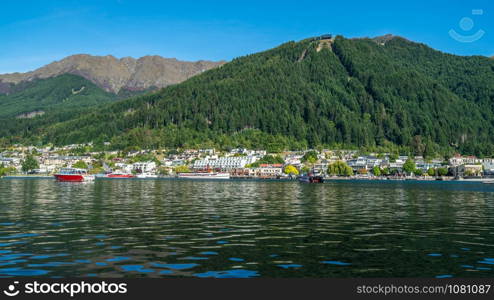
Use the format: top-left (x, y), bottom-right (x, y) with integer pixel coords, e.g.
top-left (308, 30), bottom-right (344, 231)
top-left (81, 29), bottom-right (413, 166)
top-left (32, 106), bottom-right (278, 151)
top-left (106, 174), bottom-right (135, 178)
top-left (178, 173), bottom-right (230, 180)
top-left (136, 174), bottom-right (158, 179)
top-left (298, 175), bottom-right (324, 183)
top-left (54, 174), bottom-right (94, 182)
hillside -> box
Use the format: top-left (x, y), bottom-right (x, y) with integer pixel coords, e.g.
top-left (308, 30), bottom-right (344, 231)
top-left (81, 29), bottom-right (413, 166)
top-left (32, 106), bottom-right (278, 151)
top-left (0, 74), bottom-right (123, 119)
top-left (2, 35), bottom-right (494, 156)
top-left (0, 54), bottom-right (225, 94)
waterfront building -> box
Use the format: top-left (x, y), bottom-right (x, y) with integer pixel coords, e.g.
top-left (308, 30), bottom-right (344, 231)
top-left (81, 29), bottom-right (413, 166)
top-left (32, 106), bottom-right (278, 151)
top-left (284, 154), bottom-right (303, 167)
top-left (193, 156), bottom-right (258, 170)
top-left (452, 164), bottom-right (483, 178)
top-left (347, 157), bottom-right (368, 172)
top-left (171, 159), bottom-right (187, 166)
top-left (483, 158), bottom-right (494, 175)
top-left (449, 154), bottom-right (481, 166)
top-left (132, 161), bottom-right (157, 173)
top-left (414, 158), bottom-right (443, 172)
top-left (250, 164), bottom-right (284, 178)
top-left (313, 160), bottom-right (331, 175)
top-left (114, 163), bottom-right (133, 173)
top-left (0, 157), bottom-right (20, 166)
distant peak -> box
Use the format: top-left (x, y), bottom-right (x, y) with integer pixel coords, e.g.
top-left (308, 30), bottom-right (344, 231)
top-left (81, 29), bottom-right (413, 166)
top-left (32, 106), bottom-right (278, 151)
top-left (0, 53), bottom-right (225, 93)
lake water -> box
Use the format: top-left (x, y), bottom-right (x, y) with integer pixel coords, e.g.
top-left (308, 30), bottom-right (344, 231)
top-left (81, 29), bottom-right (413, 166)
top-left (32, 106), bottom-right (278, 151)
top-left (1, 178), bottom-right (494, 278)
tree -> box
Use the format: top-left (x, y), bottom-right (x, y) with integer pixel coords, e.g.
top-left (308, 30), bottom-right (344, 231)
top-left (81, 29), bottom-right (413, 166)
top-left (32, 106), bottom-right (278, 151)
top-left (381, 167), bottom-right (390, 176)
top-left (284, 165), bottom-right (299, 176)
top-left (403, 158), bottom-right (416, 175)
top-left (413, 169), bottom-right (423, 176)
top-left (427, 168), bottom-right (436, 176)
top-left (250, 155), bottom-right (285, 167)
top-left (89, 167), bottom-right (103, 175)
top-left (158, 167), bottom-right (170, 176)
top-left (0, 163), bottom-right (6, 177)
top-left (389, 153), bottom-right (399, 163)
top-left (72, 160), bottom-right (88, 169)
top-left (327, 161), bottom-right (353, 176)
top-left (0, 166), bottom-right (16, 176)
top-left (411, 135), bottom-right (425, 156)
top-left (174, 165), bottom-right (190, 173)
top-left (372, 166), bottom-right (381, 176)
top-left (21, 155), bottom-right (39, 173)
top-left (302, 151), bottom-right (318, 164)
top-left (437, 167), bottom-right (448, 176)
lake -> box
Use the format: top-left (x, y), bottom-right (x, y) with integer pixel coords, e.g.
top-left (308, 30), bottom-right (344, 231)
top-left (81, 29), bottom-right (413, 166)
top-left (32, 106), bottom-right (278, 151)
top-left (1, 178), bottom-right (494, 278)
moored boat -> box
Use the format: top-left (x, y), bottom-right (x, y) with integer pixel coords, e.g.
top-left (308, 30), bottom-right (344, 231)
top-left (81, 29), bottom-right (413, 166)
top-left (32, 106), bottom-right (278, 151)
top-left (136, 173), bottom-right (159, 179)
top-left (178, 172), bottom-right (230, 180)
top-left (54, 168), bottom-right (95, 182)
top-left (298, 174), bottom-right (324, 183)
top-left (105, 172), bottom-right (135, 178)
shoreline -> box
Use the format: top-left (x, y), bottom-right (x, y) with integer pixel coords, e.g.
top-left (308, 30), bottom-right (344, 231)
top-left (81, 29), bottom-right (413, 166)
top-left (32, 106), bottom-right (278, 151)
top-left (1, 175), bottom-right (493, 185)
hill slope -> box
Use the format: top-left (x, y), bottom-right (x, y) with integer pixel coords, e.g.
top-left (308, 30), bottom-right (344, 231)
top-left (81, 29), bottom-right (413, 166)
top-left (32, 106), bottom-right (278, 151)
top-left (0, 74), bottom-right (122, 119)
top-left (2, 35), bottom-right (494, 156)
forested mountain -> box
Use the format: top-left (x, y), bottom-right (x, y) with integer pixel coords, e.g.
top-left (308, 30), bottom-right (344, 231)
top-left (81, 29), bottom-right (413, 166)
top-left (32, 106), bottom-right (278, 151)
top-left (0, 74), bottom-right (120, 119)
top-left (2, 35), bottom-right (494, 156)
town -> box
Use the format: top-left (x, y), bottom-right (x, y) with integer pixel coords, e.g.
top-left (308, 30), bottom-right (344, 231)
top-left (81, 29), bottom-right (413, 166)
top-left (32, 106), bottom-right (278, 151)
top-left (1, 143), bottom-right (493, 181)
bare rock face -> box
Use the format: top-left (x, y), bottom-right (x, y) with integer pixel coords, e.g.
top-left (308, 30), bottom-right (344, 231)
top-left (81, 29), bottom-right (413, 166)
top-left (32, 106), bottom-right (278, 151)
top-left (0, 54), bottom-right (225, 93)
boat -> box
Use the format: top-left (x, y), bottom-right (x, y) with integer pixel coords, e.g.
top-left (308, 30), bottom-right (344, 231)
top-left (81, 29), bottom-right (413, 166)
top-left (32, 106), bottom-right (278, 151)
top-left (136, 173), bottom-right (159, 179)
top-left (54, 168), bottom-right (95, 182)
top-left (105, 172), bottom-right (135, 178)
top-left (177, 172), bottom-right (230, 180)
top-left (298, 174), bottom-right (324, 183)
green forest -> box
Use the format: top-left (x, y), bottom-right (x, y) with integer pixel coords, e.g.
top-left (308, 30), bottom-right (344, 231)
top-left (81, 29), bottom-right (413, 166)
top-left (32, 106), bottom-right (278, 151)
top-left (0, 74), bottom-right (120, 118)
top-left (1, 35), bottom-right (494, 157)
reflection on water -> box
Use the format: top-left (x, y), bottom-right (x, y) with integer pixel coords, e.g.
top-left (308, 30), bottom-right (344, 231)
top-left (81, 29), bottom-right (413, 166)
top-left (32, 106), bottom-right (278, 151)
top-left (1, 179), bottom-right (494, 278)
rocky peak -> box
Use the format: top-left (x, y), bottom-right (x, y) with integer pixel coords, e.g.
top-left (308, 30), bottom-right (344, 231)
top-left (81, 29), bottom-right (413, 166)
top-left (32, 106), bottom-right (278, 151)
top-left (0, 54), bottom-right (225, 93)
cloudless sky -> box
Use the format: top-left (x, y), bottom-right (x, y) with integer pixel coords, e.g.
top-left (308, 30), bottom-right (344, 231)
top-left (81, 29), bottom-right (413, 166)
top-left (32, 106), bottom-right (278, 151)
top-left (0, 0), bottom-right (492, 73)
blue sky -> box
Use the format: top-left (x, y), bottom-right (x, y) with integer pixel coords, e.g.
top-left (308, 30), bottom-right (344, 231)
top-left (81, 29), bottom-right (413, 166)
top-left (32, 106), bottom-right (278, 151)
top-left (0, 0), bottom-right (492, 73)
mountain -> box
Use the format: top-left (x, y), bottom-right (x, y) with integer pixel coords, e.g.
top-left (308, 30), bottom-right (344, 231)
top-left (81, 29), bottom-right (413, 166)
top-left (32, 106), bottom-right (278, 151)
top-left (2, 35), bottom-right (494, 156)
top-left (0, 74), bottom-right (119, 119)
top-left (0, 54), bottom-right (225, 94)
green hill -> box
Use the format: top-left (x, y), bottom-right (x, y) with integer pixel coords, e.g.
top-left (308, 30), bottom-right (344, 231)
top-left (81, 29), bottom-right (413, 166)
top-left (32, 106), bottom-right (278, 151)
top-left (2, 35), bottom-right (494, 156)
top-left (0, 74), bottom-right (121, 118)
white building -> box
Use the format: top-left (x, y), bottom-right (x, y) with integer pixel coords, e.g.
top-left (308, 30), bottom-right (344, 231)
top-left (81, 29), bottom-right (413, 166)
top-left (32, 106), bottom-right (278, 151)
top-left (193, 156), bottom-right (258, 170)
top-left (483, 158), bottom-right (494, 175)
top-left (132, 161), bottom-right (157, 173)
top-left (449, 155), bottom-right (481, 167)
top-left (250, 164), bottom-right (284, 178)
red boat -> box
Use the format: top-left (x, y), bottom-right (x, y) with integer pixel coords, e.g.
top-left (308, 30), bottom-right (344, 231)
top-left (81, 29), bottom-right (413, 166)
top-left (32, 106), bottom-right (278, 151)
top-left (54, 168), bottom-right (95, 182)
top-left (105, 172), bottom-right (135, 178)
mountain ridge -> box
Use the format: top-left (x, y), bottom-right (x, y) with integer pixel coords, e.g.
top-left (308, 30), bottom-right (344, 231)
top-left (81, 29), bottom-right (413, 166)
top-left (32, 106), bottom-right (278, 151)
top-left (0, 54), bottom-right (225, 94)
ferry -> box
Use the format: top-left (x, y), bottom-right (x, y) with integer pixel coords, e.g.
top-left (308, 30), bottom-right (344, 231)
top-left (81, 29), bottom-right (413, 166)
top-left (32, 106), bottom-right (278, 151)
top-left (54, 168), bottom-right (95, 182)
top-left (178, 172), bottom-right (230, 180)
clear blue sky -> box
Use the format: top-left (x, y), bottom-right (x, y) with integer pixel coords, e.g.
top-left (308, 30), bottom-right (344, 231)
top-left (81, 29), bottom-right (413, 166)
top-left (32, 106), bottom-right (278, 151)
top-left (0, 0), bottom-right (492, 73)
